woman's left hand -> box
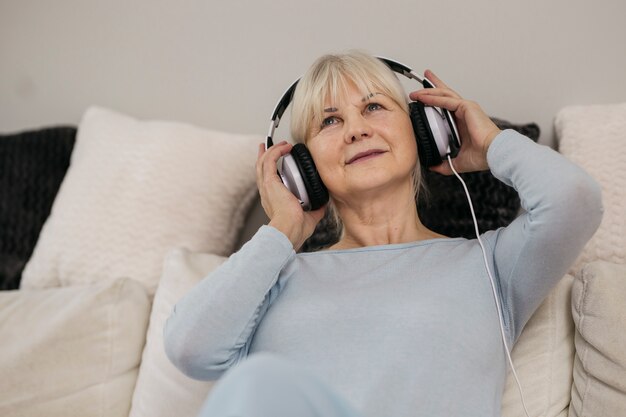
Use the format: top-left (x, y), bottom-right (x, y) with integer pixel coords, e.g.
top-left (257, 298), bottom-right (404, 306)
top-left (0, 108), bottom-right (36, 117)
top-left (409, 69), bottom-right (501, 175)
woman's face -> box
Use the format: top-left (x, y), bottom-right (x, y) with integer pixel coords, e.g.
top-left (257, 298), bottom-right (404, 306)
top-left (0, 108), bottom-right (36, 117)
top-left (306, 81), bottom-right (418, 203)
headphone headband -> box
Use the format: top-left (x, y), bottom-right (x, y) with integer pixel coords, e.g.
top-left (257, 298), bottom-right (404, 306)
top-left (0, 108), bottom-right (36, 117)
top-left (266, 57), bottom-right (427, 148)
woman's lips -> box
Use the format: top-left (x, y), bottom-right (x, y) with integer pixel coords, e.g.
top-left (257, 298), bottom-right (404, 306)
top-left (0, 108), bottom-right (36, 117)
top-left (346, 150), bottom-right (387, 164)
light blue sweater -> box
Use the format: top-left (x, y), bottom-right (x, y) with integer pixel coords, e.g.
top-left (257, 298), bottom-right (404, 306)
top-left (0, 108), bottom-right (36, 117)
top-left (164, 130), bottom-right (603, 417)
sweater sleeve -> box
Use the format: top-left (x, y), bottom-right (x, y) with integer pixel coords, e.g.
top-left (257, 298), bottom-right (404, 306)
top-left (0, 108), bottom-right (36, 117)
top-left (485, 129), bottom-right (603, 343)
top-left (163, 225), bottom-right (295, 380)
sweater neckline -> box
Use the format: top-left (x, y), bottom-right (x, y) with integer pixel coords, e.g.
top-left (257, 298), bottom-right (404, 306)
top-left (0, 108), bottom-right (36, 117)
top-left (299, 236), bottom-right (467, 256)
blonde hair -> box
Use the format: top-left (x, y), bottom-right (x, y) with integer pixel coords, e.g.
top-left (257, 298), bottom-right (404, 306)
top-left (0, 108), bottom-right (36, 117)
top-left (289, 51), bottom-right (424, 239)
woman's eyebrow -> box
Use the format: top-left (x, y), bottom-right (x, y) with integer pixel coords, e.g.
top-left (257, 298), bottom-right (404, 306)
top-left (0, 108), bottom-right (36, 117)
top-left (323, 93), bottom-right (385, 113)
top-left (363, 92), bottom-right (383, 101)
top-left (324, 93), bottom-right (383, 112)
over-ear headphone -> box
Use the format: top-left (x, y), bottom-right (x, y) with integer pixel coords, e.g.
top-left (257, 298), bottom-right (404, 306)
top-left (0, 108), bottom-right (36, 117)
top-left (266, 57), bottom-right (461, 211)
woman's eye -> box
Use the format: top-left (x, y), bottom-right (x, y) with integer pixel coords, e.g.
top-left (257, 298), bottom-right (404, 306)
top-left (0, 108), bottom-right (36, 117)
top-left (366, 103), bottom-right (382, 112)
top-left (321, 116), bottom-right (339, 129)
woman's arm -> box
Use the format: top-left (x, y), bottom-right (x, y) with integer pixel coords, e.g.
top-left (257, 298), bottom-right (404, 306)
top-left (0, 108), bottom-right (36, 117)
top-left (410, 71), bottom-right (603, 344)
top-left (165, 131), bottom-right (330, 380)
top-left (163, 225), bottom-right (295, 380)
top-left (485, 130), bottom-right (603, 342)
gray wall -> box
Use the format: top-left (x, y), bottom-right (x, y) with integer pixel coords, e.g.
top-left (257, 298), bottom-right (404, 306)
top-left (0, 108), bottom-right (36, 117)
top-left (2, 0), bottom-right (625, 146)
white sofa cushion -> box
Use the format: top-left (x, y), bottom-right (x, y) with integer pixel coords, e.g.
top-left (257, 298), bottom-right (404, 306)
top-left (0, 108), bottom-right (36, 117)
top-left (129, 248), bottom-right (226, 417)
top-left (0, 278), bottom-right (150, 417)
top-left (569, 261), bottom-right (626, 417)
top-left (501, 275), bottom-right (575, 417)
top-left (556, 102), bottom-right (626, 417)
top-left (556, 102), bottom-right (626, 272)
top-left (21, 106), bottom-right (260, 296)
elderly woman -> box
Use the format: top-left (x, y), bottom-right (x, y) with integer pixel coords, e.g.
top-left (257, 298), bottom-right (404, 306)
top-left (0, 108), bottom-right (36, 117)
top-left (164, 51), bottom-right (602, 417)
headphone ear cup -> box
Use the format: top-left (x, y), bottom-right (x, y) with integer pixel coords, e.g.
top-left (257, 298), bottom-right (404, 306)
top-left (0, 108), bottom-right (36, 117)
top-left (290, 143), bottom-right (329, 211)
top-left (410, 101), bottom-right (442, 167)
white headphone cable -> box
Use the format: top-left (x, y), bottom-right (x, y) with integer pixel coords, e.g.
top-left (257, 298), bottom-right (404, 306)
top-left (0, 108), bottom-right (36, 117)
top-left (447, 155), bottom-right (532, 417)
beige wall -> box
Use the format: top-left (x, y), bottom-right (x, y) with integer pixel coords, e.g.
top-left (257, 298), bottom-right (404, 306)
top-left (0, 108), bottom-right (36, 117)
top-left (1, 0), bottom-right (625, 146)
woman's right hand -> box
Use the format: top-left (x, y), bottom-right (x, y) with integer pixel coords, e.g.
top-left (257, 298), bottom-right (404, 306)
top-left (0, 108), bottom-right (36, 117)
top-left (256, 141), bottom-right (327, 250)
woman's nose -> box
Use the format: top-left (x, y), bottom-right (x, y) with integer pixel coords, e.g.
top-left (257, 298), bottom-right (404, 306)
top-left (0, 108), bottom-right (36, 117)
top-left (344, 115), bottom-right (372, 144)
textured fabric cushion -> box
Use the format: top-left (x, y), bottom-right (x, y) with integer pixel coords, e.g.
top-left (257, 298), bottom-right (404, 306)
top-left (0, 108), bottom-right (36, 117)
top-left (21, 106), bottom-right (260, 296)
top-left (569, 261), bottom-right (626, 417)
top-left (555, 104), bottom-right (626, 417)
top-left (556, 103), bottom-right (626, 272)
top-left (301, 118), bottom-right (540, 251)
top-left (0, 127), bottom-right (76, 290)
top-left (501, 275), bottom-right (575, 417)
top-left (129, 248), bottom-right (226, 417)
top-left (0, 278), bottom-right (150, 417)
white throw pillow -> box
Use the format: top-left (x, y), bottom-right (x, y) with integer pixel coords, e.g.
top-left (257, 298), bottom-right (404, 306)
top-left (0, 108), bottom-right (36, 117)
top-left (555, 103), bottom-right (626, 272)
top-left (21, 106), bottom-right (260, 296)
top-left (501, 275), bottom-right (575, 417)
top-left (569, 261), bottom-right (626, 417)
top-left (129, 248), bottom-right (226, 417)
top-left (0, 278), bottom-right (150, 417)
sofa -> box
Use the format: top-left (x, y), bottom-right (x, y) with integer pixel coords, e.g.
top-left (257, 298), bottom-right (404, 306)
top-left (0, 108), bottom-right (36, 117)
top-left (0, 104), bottom-right (624, 417)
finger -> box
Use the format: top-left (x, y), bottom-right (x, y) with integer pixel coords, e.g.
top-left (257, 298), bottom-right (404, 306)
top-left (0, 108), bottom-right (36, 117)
top-left (410, 87), bottom-right (457, 100)
top-left (418, 70), bottom-right (463, 101)
top-left (261, 141), bottom-right (290, 163)
top-left (424, 69), bottom-right (462, 98)
top-left (409, 88), bottom-right (462, 104)
top-left (412, 93), bottom-right (464, 114)
top-left (257, 142), bottom-right (291, 211)
top-left (423, 69), bottom-right (449, 88)
top-left (257, 141), bottom-right (283, 181)
top-left (261, 141), bottom-right (292, 181)
top-left (256, 143), bottom-right (266, 174)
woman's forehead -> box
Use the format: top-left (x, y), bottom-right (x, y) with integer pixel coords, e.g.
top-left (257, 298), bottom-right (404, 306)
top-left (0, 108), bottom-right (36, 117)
top-left (321, 76), bottom-right (380, 106)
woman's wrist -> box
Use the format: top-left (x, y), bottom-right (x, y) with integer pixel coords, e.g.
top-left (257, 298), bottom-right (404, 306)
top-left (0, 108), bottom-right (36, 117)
top-left (482, 127), bottom-right (502, 162)
top-left (268, 218), bottom-right (303, 250)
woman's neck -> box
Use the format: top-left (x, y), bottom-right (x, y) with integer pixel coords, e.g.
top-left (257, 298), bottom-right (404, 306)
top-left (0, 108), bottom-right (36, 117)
top-left (329, 186), bottom-right (444, 250)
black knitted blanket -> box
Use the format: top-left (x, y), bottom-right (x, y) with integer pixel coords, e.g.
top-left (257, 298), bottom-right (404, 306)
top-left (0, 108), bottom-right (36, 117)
top-left (0, 126), bottom-right (76, 290)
